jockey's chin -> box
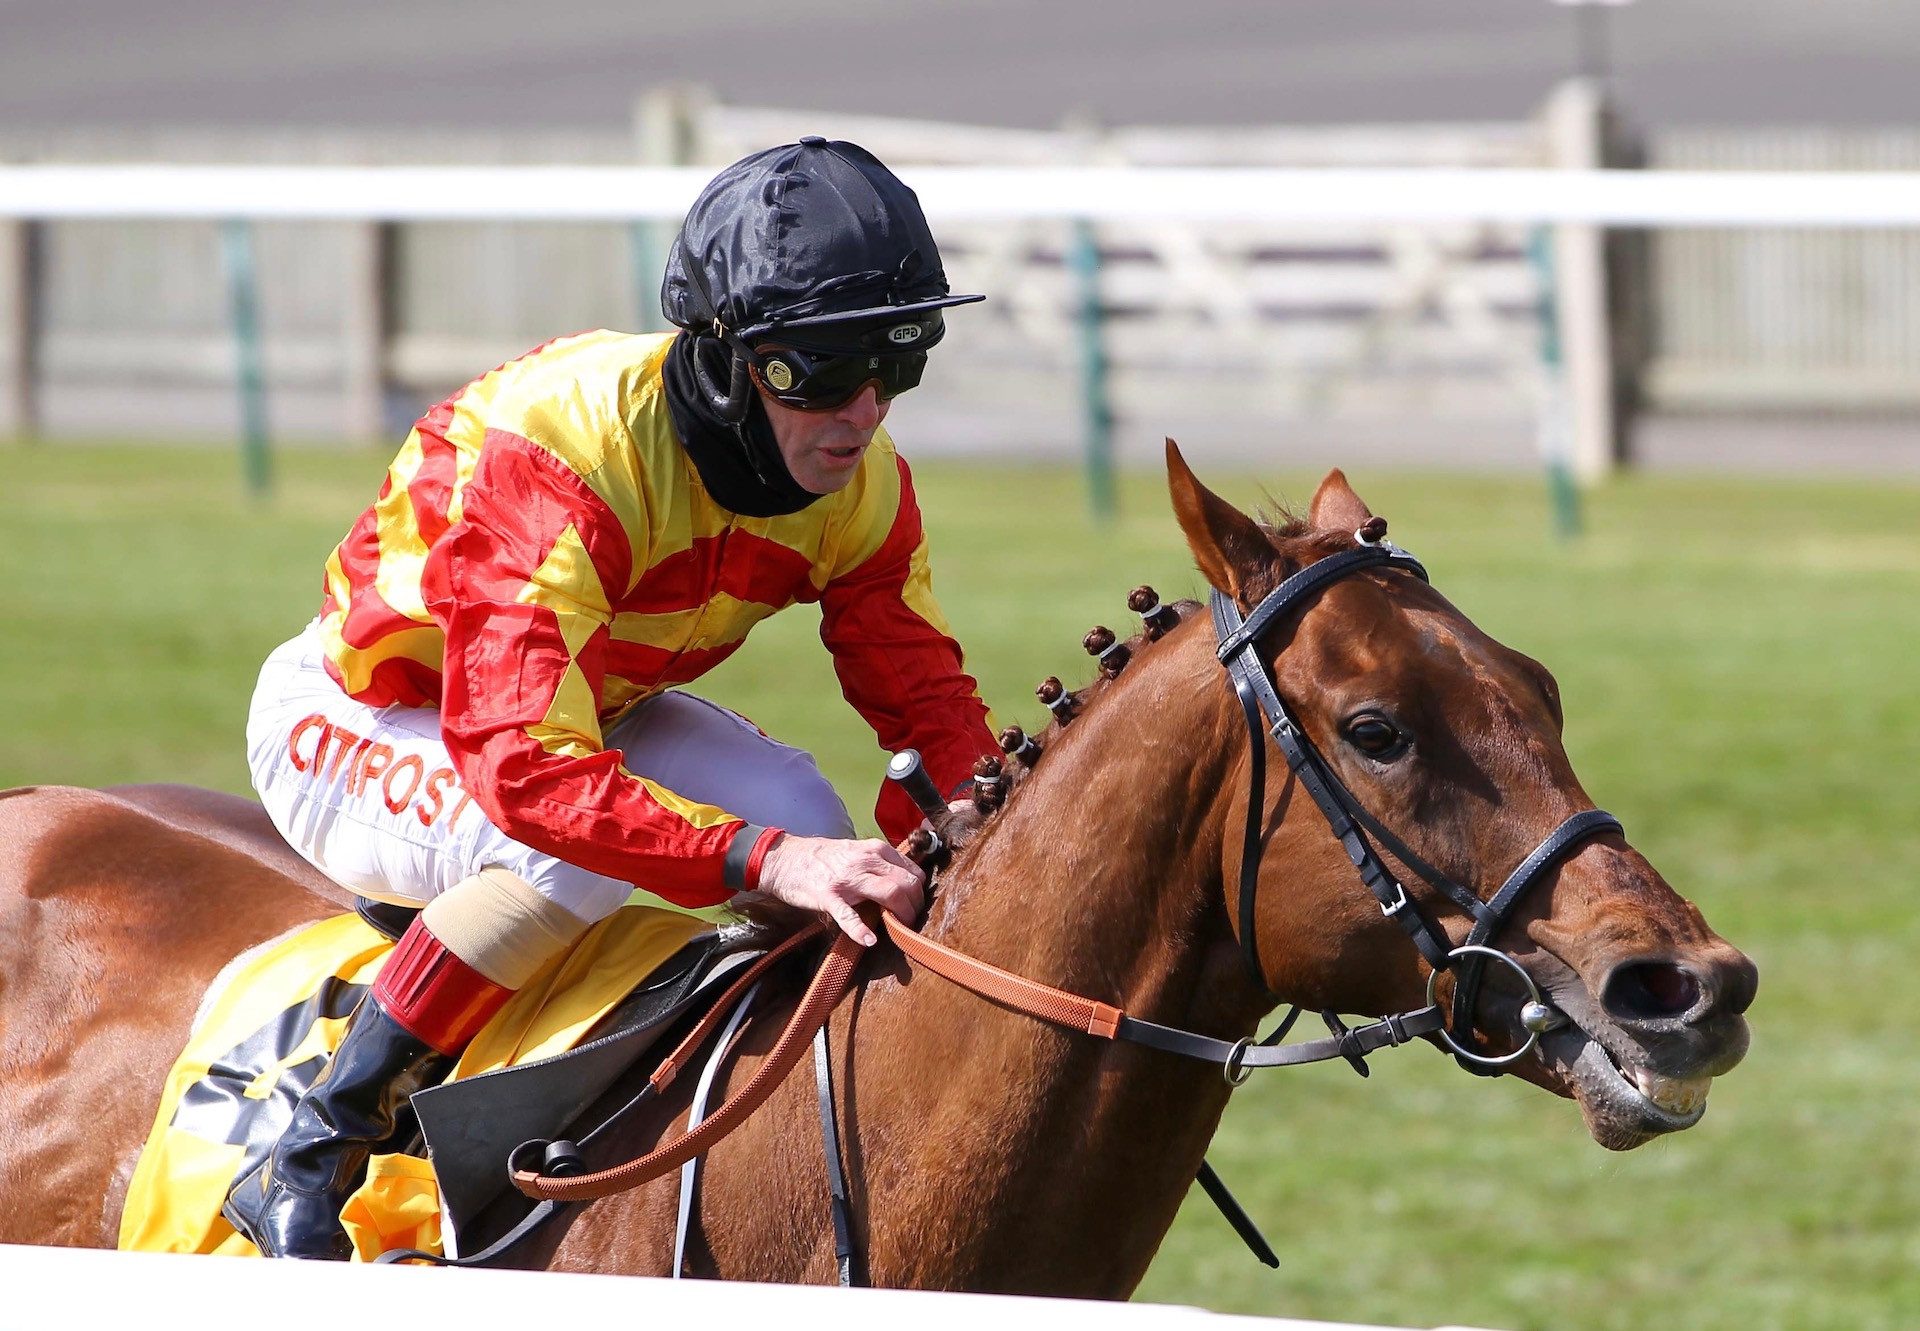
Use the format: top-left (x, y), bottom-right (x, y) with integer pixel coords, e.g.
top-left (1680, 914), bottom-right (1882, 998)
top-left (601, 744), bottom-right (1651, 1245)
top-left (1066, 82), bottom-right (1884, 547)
top-left (762, 384), bottom-right (889, 495)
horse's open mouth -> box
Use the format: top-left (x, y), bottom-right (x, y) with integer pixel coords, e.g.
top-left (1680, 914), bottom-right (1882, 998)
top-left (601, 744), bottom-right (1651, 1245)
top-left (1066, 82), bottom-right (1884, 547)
top-left (1538, 1021), bottom-right (1711, 1150)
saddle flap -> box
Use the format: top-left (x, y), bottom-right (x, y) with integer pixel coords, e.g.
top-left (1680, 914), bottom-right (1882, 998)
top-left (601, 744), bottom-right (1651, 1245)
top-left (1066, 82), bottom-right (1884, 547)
top-left (413, 934), bottom-right (759, 1238)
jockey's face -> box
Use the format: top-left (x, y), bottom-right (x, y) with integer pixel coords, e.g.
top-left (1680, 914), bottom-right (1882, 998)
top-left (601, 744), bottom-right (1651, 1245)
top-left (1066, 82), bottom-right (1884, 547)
top-left (759, 383), bottom-right (890, 494)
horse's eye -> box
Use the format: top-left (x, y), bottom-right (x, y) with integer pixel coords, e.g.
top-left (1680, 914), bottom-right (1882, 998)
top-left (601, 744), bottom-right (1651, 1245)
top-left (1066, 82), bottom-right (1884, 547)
top-left (1344, 714), bottom-right (1408, 760)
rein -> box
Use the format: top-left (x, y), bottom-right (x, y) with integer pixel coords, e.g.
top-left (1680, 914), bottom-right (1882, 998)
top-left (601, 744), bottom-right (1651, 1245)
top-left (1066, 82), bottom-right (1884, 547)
top-left (509, 923), bottom-right (857, 1203)
top-left (878, 911), bottom-right (1441, 1078)
top-left (505, 904), bottom-right (1433, 1208)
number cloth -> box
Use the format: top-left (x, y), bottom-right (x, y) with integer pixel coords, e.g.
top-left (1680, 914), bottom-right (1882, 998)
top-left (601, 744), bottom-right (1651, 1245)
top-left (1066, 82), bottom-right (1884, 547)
top-left (118, 905), bottom-right (712, 1260)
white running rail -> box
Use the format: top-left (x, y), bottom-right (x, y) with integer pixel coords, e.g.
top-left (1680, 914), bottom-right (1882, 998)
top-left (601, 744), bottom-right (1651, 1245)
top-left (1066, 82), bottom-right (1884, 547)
top-left (0, 1243), bottom-right (1500, 1331)
top-left (3, 164), bottom-right (1920, 226)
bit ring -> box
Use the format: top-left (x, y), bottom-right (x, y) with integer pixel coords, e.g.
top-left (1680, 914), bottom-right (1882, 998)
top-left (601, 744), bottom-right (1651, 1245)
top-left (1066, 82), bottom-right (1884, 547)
top-left (1223, 1038), bottom-right (1255, 1086)
top-left (1426, 944), bottom-right (1550, 1068)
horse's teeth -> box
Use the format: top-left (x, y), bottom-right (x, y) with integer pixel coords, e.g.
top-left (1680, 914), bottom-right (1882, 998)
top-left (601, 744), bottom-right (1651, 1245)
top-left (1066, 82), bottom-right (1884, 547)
top-left (1633, 1068), bottom-right (1711, 1115)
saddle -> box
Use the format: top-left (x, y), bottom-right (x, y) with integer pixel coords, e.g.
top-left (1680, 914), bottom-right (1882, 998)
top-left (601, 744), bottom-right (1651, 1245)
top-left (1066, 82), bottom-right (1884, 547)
top-left (119, 898), bottom-right (770, 1259)
top-left (412, 925), bottom-right (763, 1241)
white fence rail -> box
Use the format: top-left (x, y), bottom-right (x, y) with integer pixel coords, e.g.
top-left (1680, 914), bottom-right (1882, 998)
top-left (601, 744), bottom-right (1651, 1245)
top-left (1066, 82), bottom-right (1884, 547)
top-left (8, 164), bottom-right (1920, 225)
top-left (1646, 128), bottom-right (1920, 411)
top-left (0, 1244), bottom-right (1497, 1331)
top-left (5, 154), bottom-right (1920, 485)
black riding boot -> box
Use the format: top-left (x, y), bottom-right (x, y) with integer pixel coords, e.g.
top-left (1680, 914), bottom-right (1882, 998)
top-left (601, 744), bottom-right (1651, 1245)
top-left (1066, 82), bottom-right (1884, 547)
top-left (221, 995), bottom-right (451, 1260)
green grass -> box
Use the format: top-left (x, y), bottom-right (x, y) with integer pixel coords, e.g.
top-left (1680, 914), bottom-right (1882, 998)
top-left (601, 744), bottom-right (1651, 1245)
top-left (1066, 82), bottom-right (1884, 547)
top-left (4, 441), bottom-right (1918, 1328)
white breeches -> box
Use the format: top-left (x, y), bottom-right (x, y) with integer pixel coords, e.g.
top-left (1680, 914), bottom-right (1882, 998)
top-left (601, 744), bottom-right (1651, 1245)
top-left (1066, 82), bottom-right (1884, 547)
top-left (245, 622), bottom-right (854, 923)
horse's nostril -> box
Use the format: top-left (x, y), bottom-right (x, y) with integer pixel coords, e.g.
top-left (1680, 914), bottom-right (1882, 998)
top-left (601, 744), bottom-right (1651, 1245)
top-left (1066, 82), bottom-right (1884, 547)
top-left (1605, 962), bottom-right (1702, 1021)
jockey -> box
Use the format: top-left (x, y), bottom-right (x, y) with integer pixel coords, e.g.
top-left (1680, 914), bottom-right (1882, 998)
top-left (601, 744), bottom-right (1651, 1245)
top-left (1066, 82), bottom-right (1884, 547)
top-left (224, 137), bottom-right (997, 1260)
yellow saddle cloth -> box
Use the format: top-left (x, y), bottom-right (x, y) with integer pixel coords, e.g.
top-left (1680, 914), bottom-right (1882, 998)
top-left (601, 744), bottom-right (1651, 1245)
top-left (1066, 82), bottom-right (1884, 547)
top-left (118, 905), bottom-right (708, 1261)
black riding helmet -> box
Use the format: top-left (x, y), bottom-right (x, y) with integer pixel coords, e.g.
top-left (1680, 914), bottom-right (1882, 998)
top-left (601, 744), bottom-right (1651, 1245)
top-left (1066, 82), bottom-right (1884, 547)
top-left (661, 137), bottom-right (984, 420)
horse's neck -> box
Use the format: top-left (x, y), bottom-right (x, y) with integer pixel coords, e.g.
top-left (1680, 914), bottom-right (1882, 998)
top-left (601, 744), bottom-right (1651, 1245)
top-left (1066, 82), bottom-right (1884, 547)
top-left (558, 623), bottom-right (1273, 1290)
top-left (855, 622), bottom-right (1266, 1292)
top-left (932, 620), bottom-right (1246, 1008)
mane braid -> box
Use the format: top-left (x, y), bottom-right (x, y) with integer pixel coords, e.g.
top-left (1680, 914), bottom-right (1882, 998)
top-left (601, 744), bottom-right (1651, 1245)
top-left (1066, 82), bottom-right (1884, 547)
top-left (926, 595), bottom-right (1206, 894)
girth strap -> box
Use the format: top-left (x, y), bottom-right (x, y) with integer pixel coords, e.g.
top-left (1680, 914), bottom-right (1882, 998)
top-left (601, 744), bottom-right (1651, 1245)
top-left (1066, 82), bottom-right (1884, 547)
top-left (813, 1024), bottom-right (859, 1287)
top-left (673, 979), bottom-right (763, 1277)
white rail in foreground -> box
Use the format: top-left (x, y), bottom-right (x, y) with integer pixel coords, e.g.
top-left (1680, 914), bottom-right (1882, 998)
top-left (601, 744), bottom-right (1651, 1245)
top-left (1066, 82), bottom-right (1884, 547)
top-left (3, 164), bottom-right (1920, 227)
top-left (0, 1244), bottom-right (1499, 1331)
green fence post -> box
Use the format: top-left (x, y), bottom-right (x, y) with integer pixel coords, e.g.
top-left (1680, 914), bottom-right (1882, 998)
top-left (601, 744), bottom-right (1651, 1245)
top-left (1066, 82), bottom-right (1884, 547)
top-left (629, 220), bottom-right (673, 331)
top-left (221, 218), bottom-right (272, 497)
top-left (1528, 225), bottom-right (1580, 540)
top-left (1069, 218), bottom-right (1115, 521)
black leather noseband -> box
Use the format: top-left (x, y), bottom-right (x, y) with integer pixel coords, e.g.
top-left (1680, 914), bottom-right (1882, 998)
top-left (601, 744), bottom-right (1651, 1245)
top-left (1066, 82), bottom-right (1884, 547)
top-left (1211, 538), bottom-right (1623, 1074)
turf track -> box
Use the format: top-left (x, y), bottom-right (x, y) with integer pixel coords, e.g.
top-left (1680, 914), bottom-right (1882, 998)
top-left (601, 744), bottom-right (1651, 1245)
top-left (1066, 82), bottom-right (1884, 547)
top-left (2, 442), bottom-right (1915, 1329)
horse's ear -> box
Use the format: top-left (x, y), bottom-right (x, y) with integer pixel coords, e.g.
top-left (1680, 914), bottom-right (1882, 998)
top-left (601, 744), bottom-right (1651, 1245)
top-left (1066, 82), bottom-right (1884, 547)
top-left (1166, 438), bottom-right (1274, 602)
top-left (1308, 468), bottom-right (1374, 534)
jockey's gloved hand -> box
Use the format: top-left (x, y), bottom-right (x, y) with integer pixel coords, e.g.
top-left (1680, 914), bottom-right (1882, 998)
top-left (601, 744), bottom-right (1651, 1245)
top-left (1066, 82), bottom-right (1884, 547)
top-left (756, 834), bottom-right (926, 947)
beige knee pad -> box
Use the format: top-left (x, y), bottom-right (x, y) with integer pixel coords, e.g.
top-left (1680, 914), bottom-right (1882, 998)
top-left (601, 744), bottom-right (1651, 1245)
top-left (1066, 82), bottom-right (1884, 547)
top-left (421, 867), bottom-right (593, 990)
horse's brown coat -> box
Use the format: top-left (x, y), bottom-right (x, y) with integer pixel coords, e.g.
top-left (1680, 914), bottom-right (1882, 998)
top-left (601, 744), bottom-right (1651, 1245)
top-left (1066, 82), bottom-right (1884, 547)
top-left (0, 454), bottom-right (1754, 1295)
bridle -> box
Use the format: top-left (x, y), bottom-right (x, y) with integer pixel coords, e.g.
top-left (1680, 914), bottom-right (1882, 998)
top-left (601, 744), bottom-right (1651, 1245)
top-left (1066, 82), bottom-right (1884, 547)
top-left (1211, 530), bottom-right (1622, 1072)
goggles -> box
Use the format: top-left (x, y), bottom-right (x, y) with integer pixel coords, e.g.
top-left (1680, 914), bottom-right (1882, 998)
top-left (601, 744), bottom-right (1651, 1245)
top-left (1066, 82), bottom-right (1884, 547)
top-left (745, 343), bottom-right (928, 412)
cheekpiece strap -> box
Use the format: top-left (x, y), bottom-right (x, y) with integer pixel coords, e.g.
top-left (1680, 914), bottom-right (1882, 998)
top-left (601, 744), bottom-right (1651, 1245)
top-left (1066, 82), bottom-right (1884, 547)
top-left (1212, 575), bottom-right (1456, 980)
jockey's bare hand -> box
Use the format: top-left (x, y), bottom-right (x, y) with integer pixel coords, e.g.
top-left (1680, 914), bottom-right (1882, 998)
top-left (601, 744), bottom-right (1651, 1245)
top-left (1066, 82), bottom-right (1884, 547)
top-left (757, 834), bottom-right (925, 947)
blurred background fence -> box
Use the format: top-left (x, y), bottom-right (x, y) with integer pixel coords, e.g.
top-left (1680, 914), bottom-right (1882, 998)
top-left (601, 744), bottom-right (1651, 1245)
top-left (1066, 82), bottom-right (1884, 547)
top-left (3, 79), bottom-right (1918, 477)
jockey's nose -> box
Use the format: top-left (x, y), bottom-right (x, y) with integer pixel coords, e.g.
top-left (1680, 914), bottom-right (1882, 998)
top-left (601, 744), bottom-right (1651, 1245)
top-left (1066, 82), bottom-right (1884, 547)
top-left (836, 384), bottom-right (886, 431)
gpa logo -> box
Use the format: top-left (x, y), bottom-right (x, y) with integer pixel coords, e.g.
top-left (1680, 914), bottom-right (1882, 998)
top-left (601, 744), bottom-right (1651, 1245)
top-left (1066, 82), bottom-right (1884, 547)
top-left (887, 324), bottom-right (921, 345)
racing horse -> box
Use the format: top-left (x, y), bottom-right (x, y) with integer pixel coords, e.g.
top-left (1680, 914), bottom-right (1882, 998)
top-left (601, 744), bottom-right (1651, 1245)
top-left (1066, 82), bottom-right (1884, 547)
top-left (0, 448), bottom-right (1755, 1294)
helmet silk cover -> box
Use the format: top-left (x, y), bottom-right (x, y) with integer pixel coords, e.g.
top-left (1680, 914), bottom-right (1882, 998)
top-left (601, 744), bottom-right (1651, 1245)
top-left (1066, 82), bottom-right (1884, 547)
top-left (662, 137), bottom-right (982, 345)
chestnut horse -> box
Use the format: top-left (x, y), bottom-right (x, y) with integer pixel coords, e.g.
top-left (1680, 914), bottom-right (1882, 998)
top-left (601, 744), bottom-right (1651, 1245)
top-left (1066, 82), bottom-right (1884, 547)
top-left (0, 452), bottom-right (1755, 1296)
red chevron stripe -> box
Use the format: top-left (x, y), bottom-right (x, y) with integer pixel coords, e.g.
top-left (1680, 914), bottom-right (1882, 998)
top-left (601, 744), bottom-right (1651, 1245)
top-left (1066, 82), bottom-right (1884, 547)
top-left (602, 638), bottom-right (745, 693)
top-left (417, 397), bottom-right (457, 442)
top-left (625, 531), bottom-right (818, 614)
top-left (406, 431), bottom-right (462, 549)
